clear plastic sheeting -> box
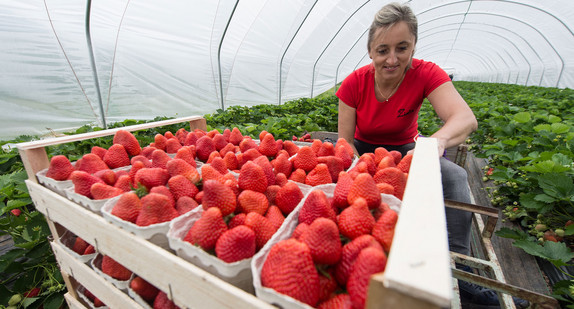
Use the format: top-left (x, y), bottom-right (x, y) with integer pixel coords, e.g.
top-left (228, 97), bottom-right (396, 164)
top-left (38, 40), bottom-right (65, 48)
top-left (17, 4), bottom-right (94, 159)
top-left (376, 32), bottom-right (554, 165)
top-left (1, 0), bottom-right (573, 140)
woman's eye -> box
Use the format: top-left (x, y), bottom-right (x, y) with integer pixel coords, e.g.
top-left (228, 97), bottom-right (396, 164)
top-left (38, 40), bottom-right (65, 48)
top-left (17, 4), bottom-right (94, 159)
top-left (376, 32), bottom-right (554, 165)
top-left (378, 49), bottom-right (387, 55)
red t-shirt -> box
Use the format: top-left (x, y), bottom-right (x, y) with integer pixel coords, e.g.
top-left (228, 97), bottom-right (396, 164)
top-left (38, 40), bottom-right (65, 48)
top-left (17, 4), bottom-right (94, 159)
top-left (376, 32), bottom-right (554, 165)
top-left (336, 58), bottom-right (450, 145)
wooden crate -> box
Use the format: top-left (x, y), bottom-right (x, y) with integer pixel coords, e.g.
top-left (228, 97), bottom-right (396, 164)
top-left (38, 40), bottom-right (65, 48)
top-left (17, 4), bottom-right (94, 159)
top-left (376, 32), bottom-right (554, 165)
top-left (17, 116), bottom-right (452, 309)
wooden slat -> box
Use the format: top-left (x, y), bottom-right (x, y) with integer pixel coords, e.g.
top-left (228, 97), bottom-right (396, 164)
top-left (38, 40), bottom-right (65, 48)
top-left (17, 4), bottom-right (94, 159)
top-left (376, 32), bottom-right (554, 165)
top-left (64, 292), bottom-right (88, 309)
top-left (28, 180), bottom-right (274, 309)
top-left (368, 137), bottom-right (452, 308)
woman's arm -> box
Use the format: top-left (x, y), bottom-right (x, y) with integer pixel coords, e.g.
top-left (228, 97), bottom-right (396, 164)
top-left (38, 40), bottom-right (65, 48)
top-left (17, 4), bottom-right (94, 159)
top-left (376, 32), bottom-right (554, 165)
top-left (427, 81), bottom-right (478, 155)
top-left (338, 99), bottom-right (360, 157)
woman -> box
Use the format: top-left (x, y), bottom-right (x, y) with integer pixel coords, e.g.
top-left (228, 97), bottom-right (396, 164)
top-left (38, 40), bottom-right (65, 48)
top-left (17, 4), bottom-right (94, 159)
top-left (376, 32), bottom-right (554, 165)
top-left (337, 3), bottom-right (527, 308)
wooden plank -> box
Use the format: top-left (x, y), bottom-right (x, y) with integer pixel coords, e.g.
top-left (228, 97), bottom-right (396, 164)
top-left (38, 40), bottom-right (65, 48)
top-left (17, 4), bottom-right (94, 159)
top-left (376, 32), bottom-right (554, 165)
top-left (369, 137), bottom-right (452, 308)
top-left (64, 292), bottom-right (88, 309)
top-left (28, 180), bottom-right (274, 309)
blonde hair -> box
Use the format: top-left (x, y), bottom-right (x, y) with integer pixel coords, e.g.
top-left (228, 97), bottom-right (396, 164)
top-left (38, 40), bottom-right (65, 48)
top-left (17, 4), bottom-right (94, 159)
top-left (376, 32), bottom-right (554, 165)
top-left (367, 2), bottom-right (418, 52)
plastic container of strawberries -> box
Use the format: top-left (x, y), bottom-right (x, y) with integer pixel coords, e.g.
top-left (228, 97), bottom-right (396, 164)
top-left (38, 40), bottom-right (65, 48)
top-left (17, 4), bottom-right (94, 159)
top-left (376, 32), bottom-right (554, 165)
top-left (91, 253), bottom-right (134, 292)
top-left (57, 230), bottom-right (97, 265)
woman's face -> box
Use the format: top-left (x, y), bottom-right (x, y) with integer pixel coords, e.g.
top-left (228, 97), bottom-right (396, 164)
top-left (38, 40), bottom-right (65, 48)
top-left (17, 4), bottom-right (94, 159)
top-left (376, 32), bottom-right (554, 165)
top-left (369, 21), bottom-right (416, 81)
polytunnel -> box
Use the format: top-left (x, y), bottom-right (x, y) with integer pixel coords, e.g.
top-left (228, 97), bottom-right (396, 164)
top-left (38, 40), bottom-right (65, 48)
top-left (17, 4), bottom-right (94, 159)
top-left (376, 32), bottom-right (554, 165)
top-left (1, 0), bottom-right (573, 140)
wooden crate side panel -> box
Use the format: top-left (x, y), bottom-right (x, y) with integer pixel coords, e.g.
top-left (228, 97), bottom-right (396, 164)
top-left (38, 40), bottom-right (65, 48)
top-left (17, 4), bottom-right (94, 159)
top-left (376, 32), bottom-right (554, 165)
top-left (64, 292), bottom-right (88, 309)
top-left (28, 181), bottom-right (274, 309)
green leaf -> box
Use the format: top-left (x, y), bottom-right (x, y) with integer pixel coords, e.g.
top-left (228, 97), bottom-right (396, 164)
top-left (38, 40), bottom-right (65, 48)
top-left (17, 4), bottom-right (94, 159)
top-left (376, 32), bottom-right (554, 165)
top-left (520, 193), bottom-right (554, 213)
top-left (548, 115), bottom-right (562, 123)
top-left (534, 194), bottom-right (556, 203)
top-left (551, 122), bottom-right (570, 134)
top-left (513, 112), bottom-right (531, 123)
top-left (565, 224), bottom-right (574, 236)
top-left (495, 227), bottom-right (531, 240)
top-left (538, 173), bottom-right (574, 200)
top-left (0, 248), bottom-right (26, 272)
top-left (534, 124), bottom-right (552, 132)
top-left (43, 293), bottom-right (65, 309)
top-left (512, 239), bottom-right (574, 267)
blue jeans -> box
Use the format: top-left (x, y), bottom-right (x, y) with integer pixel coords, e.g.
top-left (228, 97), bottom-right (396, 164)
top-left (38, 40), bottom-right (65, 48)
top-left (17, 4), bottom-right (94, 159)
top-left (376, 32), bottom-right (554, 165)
top-left (354, 139), bottom-right (473, 255)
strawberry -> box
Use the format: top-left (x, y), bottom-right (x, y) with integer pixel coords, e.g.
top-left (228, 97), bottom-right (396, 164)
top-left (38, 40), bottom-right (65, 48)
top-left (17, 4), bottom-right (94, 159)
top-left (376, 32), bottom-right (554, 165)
top-left (318, 293), bottom-right (353, 309)
top-left (317, 268), bottom-right (339, 303)
top-left (373, 167), bottom-right (407, 200)
top-left (301, 218), bottom-right (342, 265)
top-left (168, 175), bottom-right (199, 201)
top-left (75, 153), bottom-right (109, 174)
top-left (241, 148), bottom-right (263, 165)
top-left (45, 155), bottom-right (74, 181)
top-left (376, 182), bottom-right (395, 196)
top-left (103, 144), bottom-right (130, 169)
top-left (396, 153), bottom-right (413, 173)
top-left (373, 201), bottom-right (391, 221)
top-left (184, 131), bottom-right (198, 146)
top-left (175, 128), bottom-right (189, 144)
top-left (275, 139), bottom-right (284, 154)
top-left (261, 238), bottom-right (320, 306)
top-left (389, 150), bottom-right (402, 165)
top-left (175, 196), bottom-right (199, 215)
top-left (154, 134), bottom-right (168, 151)
top-left (184, 207), bottom-right (228, 250)
top-left (215, 225), bottom-right (257, 263)
top-left (151, 149), bottom-right (171, 169)
top-left (265, 205), bottom-right (285, 231)
top-left (347, 247), bottom-right (387, 309)
top-left (201, 179), bottom-right (237, 216)
top-left (253, 156), bottom-right (275, 186)
top-left (298, 190), bottom-right (337, 225)
top-left (317, 142), bottom-right (336, 157)
top-left (222, 151), bottom-right (239, 171)
top-left (338, 198), bottom-right (375, 240)
top-left (219, 142), bottom-right (235, 157)
top-left (228, 127), bottom-right (244, 146)
top-left (149, 185), bottom-right (176, 208)
top-left (196, 136), bottom-right (216, 162)
top-left (222, 128), bottom-right (231, 142)
top-left (334, 146), bottom-right (354, 170)
top-left (174, 147), bottom-right (196, 166)
top-left (272, 153), bottom-right (292, 177)
top-left (206, 129), bottom-right (219, 138)
top-left (244, 212), bottom-right (276, 250)
top-left (372, 209), bottom-right (398, 253)
top-left (84, 244), bottom-right (95, 255)
top-left (357, 154), bottom-right (376, 176)
top-left (335, 138), bottom-right (355, 159)
top-left (292, 222), bottom-right (309, 240)
top-left (293, 146), bottom-right (318, 172)
top-left (311, 139), bottom-right (323, 154)
top-left (228, 213), bottom-right (246, 229)
top-left (101, 255), bottom-right (133, 281)
top-left (213, 134), bottom-right (228, 151)
top-left (317, 156), bottom-right (344, 182)
top-left (347, 173), bottom-right (381, 209)
top-left (377, 155), bottom-right (396, 170)
top-left (111, 192), bottom-right (142, 223)
top-left (141, 146), bottom-right (157, 159)
top-left (23, 287), bottom-right (41, 298)
top-left (237, 190), bottom-right (269, 215)
top-left (333, 171), bottom-right (353, 209)
top-left (94, 169), bottom-right (117, 185)
top-left (282, 140), bottom-right (300, 157)
top-left (113, 130), bottom-right (141, 156)
top-left (259, 133), bottom-right (278, 157)
top-left (165, 138), bottom-right (182, 154)
top-left (70, 171), bottom-right (105, 198)
top-left (10, 209), bottom-right (21, 216)
top-left (374, 147), bottom-right (391, 165)
top-left (288, 168), bottom-right (307, 183)
top-left (153, 291), bottom-right (179, 309)
top-left (130, 275), bottom-right (159, 302)
top-left (239, 138), bottom-right (258, 155)
top-left (264, 185), bottom-right (281, 206)
top-left (206, 151), bottom-right (222, 163)
top-left (335, 234), bottom-right (383, 286)
top-left (275, 181), bottom-right (304, 215)
top-left (91, 146), bottom-right (108, 159)
top-left (72, 236), bottom-right (90, 255)
top-left (114, 174), bottom-right (133, 192)
top-left (275, 172), bottom-right (288, 187)
top-left (166, 159), bottom-right (200, 184)
top-left (194, 191), bottom-right (203, 204)
top-left (238, 161), bottom-right (268, 193)
top-left (134, 168), bottom-right (170, 191)
top-left (90, 182), bottom-right (124, 200)
top-left (200, 164), bottom-right (226, 184)
top-left (209, 156), bottom-right (229, 175)
top-left (136, 193), bottom-right (179, 226)
top-left (129, 160), bottom-right (146, 182)
top-left (305, 163), bottom-right (333, 186)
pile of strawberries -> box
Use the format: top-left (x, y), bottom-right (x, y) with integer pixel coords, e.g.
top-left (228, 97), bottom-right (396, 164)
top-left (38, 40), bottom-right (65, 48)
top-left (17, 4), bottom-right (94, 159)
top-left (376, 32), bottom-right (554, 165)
top-left (43, 125), bottom-right (413, 309)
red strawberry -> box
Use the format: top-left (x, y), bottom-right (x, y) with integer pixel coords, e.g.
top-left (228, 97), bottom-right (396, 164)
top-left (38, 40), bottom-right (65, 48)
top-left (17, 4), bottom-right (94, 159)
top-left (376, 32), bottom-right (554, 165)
top-left (70, 171), bottom-right (105, 198)
top-left (228, 127), bottom-right (244, 145)
top-left (134, 168), bottom-right (170, 191)
top-left (317, 268), bottom-right (339, 303)
top-left (184, 131), bottom-right (198, 146)
top-left (151, 149), bottom-right (171, 169)
top-left (372, 209), bottom-right (398, 253)
top-left (103, 144), bottom-right (130, 169)
top-left (196, 136), bottom-right (216, 162)
top-left (237, 190), bottom-right (269, 215)
top-left (222, 151), bottom-right (239, 171)
top-left (264, 185), bottom-right (281, 206)
top-left (389, 150), bottom-right (402, 165)
top-left (141, 146), bottom-right (157, 159)
top-left (282, 140), bottom-right (300, 157)
top-left (209, 156), bottom-right (229, 175)
top-left (318, 293), bottom-right (353, 309)
top-left (357, 154), bottom-right (376, 176)
top-left (338, 198), bottom-right (375, 240)
top-left (239, 137), bottom-right (259, 154)
top-left (111, 192), bottom-right (142, 223)
top-left (396, 153), bottom-right (413, 173)
top-left (184, 207), bottom-right (228, 250)
top-left (94, 169), bottom-right (117, 186)
top-left (222, 128), bottom-right (231, 142)
top-left (261, 238), bottom-right (320, 306)
top-left (301, 218), bottom-right (342, 265)
top-left (317, 142), bottom-right (336, 157)
top-left (244, 212), bottom-right (276, 250)
top-left (72, 236), bottom-right (90, 255)
top-left (374, 147), bottom-right (391, 165)
top-left (347, 173), bottom-right (381, 209)
top-left (101, 255), bottom-right (133, 281)
top-left (377, 155), bottom-right (396, 170)
top-left (373, 167), bottom-right (407, 200)
top-left (10, 209), bottom-right (21, 216)
top-left (213, 134), bottom-right (227, 151)
top-left (275, 172), bottom-right (288, 187)
top-left (174, 146), bottom-right (196, 166)
top-left (84, 244), bottom-right (95, 255)
top-left (373, 201), bottom-right (391, 221)
top-left (335, 234), bottom-right (383, 286)
top-left (238, 161), bottom-right (268, 193)
top-left (200, 164), bottom-right (226, 184)
top-left (130, 276), bottom-right (159, 302)
top-left (165, 138), bottom-right (182, 154)
top-left (275, 181), bottom-right (304, 215)
top-left (317, 156), bottom-right (344, 182)
top-left (154, 134), bottom-right (168, 151)
top-left (166, 159), bottom-right (200, 184)
top-left (206, 151), bottom-right (222, 163)
top-left (305, 163), bottom-right (333, 186)
top-left (91, 146), bottom-right (108, 159)
top-left (128, 160), bottom-right (146, 183)
top-left (259, 133), bottom-right (278, 157)
top-left (292, 222), bottom-right (309, 240)
top-left (272, 153), bottom-right (292, 178)
top-left (215, 225), bottom-right (257, 263)
top-left (175, 196), bottom-right (199, 215)
top-left (168, 175), bottom-right (199, 201)
top-left (311, 139), bottom-right (323, 154)
top-left (265, 205), bottom-right (285, 231)
top-left (206, 129), bottom-right (219, 138)
top-left (75, 153), bottom-right (109, 174)
top-left (347, 247), bottom-right (387, 309)
top-left (136, 193), bottom-right (179, 226)
top-left (149, 185), bottom-right (176, 208)
top-left (293, 146), bottom-right (318, 172)
top-left (23, 287), bottom-right (41, 298)
top-left (253, 156), bottom-right (276, 186)
top-left (175, 128), bottom-right (189, 144)
top-left (90, 182), bottom-right (124, 200)
top-left (113, 130), bottom-right (141, 156)
top-left (376, 182), bottom-right (394, 196)
top-left (153, 291), bottom-right (178, 309)
top-left (298, 190), bottom-right (337, 225)
top-left (333, 171), bottom-right (353, 209)
top-left (334, 146), bottom-right (354, 170)
top-left (45, 155), bottom-right (74, 181)
top-left (201, 180), bottom-right (237, 216)
top-left (335, 138), bottom-right (355, 159)
top-left (228, 213), bottom-right (246, 229)
top-left (114, 174), bottom-right (132, 192)
top-left (218, 142), bottom-right (235, 156)
top-left (288, 168), bottom-right (307, 183)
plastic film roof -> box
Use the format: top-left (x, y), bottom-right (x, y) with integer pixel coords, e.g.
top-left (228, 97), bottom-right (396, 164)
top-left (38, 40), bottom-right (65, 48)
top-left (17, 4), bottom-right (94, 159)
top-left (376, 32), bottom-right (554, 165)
top-left (1, 0), bottom-right (573, 140)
